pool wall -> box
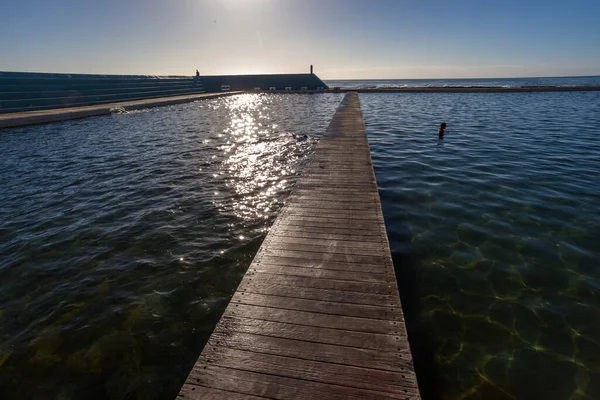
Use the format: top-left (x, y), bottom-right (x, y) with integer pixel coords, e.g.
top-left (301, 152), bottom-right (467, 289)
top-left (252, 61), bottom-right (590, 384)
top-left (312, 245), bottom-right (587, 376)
top-left (0, 72), bottom-right (329, 114)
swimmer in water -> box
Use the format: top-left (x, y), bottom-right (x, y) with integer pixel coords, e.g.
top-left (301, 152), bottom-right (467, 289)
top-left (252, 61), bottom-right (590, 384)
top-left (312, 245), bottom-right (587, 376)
top-left (291, 133), bottom-right (309, 142)
top-left (438, 122), bottom-right (447, 139)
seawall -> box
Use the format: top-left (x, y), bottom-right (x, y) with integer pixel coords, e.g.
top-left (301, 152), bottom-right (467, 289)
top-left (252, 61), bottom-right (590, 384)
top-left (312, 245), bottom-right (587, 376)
top-left (200, 73), bottom-right (328, 92)
top-left (0, 72), bottom-right (206, 114)
top-left (0, 72), bottom-right (329, 114)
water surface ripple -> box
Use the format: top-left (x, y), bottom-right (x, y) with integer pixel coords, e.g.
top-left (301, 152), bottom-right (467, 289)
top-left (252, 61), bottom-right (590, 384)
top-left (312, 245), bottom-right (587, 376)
top-left (0, 93), bottom-right (343, 399)
top-left (362, 91), bottom-right (600, 400)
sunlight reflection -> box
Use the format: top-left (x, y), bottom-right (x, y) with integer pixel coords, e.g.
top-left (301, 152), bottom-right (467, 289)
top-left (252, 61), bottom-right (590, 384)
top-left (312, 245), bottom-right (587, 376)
top-left (211, 94), bottom-right (316, 224)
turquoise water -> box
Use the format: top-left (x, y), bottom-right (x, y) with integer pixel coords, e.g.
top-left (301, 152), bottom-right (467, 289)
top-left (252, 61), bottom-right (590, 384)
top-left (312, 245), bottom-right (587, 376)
top-left (361, 91), bottom-right (600, 399)
top-left (0, 93), bottom-right (344, 399)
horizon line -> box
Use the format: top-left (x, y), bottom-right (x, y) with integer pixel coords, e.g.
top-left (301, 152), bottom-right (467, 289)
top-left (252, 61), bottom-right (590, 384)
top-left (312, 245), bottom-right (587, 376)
top-left (1, 70), bottom-right (599, 81)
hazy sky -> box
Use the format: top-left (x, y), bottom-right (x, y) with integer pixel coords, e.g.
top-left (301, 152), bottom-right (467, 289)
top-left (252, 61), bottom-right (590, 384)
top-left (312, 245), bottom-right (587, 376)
top-left (1, 0), bottom-right (599, 79)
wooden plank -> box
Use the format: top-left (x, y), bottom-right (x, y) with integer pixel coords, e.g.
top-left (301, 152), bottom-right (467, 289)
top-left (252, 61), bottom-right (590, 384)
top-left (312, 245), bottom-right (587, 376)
top-left (273, 214), bottom-right (383, 224)
top-left (177, 385), bottom-right (266, 400)
top-left (252, 263), bottom-right (389, 282)
top-left (218, 317), bottom-right (408, 351)
top-left (239, 272), bottom-right (396, 298)
top-left (253, 255), bottom-right (390, 273)
top-left (269, 236), bottom-right (386, 251)
top-left (231, 292), bottom-right (398, 320)
top-left (260, 248), bottom-right (390, 266)
top-left (275, 216), bottom-right (384, 226)
top-left (294, 180), bottom-right (375, 186)
top-left (272, 230), bottom-right (383, 242)
top-left (284, 202), bottom-right (379, 211)
top-left (178, 92), bottom-right (420, 399)
top-left (291, 185), bottom-right (376, 193)
top-left (301, 169), bottom-right (374, 175)
top-left (272, 229), bottom-right (383, 243)
top-left (223, 304), bottom-right (400, 334)
top-left (263, 241), bottom-right (386, 257)
top-left (195, 348), bottom-right (419, 395)
top-left (302, 166), bottom-right (374, 173)
top-left (236, 282), bottom-right (398, 307)
top-left (289, 194), bottom-right (379, 203)
top-left (310, 153), bottom-right (372, 159)
top-left (293, 182), bottom-right (376, 189)
top-left (242, 271), bottom-right (393, 294)
top-left (284, 206), bottom-right (380, 215)
top-left (206, 330), bottom-right (407, 372)
top-left (273, 217), bottom-right (384, 229)
top-left (186, 365), bottom-right (412, 400)
top-left (300, 173), bottom-right (375, 180)
top-left (261, 239), bottom-right (389, 255)
top-left (286, 196), bottom-right (378, 204)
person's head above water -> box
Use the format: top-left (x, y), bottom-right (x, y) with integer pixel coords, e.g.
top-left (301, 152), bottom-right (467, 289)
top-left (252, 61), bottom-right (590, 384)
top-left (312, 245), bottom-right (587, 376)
top-left (438, 122), bottom-right (447, 138)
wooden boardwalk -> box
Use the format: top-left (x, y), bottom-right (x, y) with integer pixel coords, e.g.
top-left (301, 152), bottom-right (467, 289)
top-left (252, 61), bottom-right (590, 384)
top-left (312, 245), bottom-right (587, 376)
top-left (177, 92), bottom-right (421, 399)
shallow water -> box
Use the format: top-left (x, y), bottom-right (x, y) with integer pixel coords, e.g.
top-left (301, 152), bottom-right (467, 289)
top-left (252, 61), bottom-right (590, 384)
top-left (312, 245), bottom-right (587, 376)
top-left (0, 93), bottom-right (344, 399)
top-left (361, 91), bottom-right (600, 400)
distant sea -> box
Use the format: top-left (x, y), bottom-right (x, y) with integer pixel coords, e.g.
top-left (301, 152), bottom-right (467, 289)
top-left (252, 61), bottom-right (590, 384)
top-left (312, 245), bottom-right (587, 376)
top-left (325, 75), bottom-right (600, 89)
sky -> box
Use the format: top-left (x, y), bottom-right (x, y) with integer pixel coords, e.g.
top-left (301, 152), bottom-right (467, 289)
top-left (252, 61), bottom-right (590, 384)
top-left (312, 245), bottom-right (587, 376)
top-left (1, 0), bottom-right (599, 79)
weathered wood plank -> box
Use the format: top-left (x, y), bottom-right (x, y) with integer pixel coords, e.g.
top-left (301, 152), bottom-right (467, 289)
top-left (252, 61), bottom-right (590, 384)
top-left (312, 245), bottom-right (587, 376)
top-left (195, 348), bottom-right (419, 395)
top-left (277, 219), bottom-right (383, 231)
top-left (242, 271), bottom-right (393, 294)
top-left (254, 255), bottom-right (390, 273)
top-left (284, 201), bottom-right (379, 210)
top-left (269, 236), bottom-right (386, 250)
top-left (263, 241), bottom-right (386, 257)
top-left (218, 317), bottom-right (408, 351)
top-left (272, 229), bottom-right (383, 243)
top-left (178, 92), bottom-right (420, 399)
top-left (236, 282), bottom-right (399, 307)
top-left (300, 174), bottom-right (375, 181)
top-left (283, 208), bottom-right (381, 220)
top-left (223, 304), bottom-right (400, 334)
top-left (278, 214), bottom-right (385, 227)
top-left (231, 292), bottom-right (398, 320)
top-left (289, 194), bottom-right (379, 204)
top-left (272, 224), bottom-right (382, 237)
top-left (187, 365), bottom-right (413, 400)
top-left (293, 182), bottom-right (376, 189)
top-left (207, 331), bottom-right (407, 372)
top-left (260, 248), bottom-right (390, 266)
top-left (177, 385), bottom-right (266, 400)
top-left (291, 184), bottom-right (376, 193)
top-left (252, 263), bottom-right (389, 282)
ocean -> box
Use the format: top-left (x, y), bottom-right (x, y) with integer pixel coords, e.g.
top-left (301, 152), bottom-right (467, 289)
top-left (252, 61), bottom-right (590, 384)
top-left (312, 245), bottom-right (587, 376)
top-left (1, 78), bottom-right (600, 399)
top-left (325, 76), bottom-right (600, 89)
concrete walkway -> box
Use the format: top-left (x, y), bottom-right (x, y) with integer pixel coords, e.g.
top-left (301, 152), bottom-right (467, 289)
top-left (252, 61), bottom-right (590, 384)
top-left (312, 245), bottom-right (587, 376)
top-left (0, 92), bottom-right (241, 129)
